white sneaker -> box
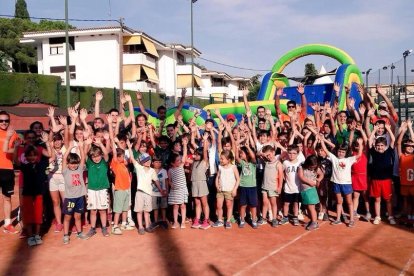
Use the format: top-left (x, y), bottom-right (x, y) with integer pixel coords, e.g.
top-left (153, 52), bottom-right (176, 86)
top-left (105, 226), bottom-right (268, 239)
top-left (373, 216), bottom-right (381, 225)
top-left (318, 212), bottom-right (324, 221)
top-left (127, 215), bottom-right (135, 227)
top-left (298, 213), bottom-right (304, 221)
top-left (388, 216), bottom-right (396, 225)
top-left (27, 236), bottom-right (37, 247)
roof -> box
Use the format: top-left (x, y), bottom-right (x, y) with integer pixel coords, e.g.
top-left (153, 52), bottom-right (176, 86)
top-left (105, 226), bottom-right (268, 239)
top-left (202, 70), bottom-right (250, 81)
top-left (0, 104), bottom-right (68, 117)
top-left (23, 25), bottom-right (130, 36)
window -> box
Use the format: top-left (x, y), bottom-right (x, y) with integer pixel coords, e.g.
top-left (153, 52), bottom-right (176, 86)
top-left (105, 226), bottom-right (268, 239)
top-left (212, 77), bottom-right (224, 87)
top-left (50, 46), bottom-right (64, 55)
top-left (123, 44), bottom-right (146, 53)
top-left (49, 36), bottom-right (75, 54)
top-left (50, 66), bottom-right (76, 73)
top-left (177, 52), bottom-right (185, 65)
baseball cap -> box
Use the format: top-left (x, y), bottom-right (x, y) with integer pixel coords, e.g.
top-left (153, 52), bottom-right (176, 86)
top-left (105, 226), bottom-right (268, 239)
top-left (226, 114), bottom-right (236, 121)
top-left (205, 118), bottom-right (215, 125)
top-left (139, 153), bottom-right (151, 164)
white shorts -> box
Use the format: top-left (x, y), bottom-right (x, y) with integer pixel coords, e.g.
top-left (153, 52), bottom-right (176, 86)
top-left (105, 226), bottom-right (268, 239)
top-left (49, 174), bottom-right (65, 192)
top-left (87, 189), bottom-right (109, 210)
top-left (134, 191), bottom-right (152, 213)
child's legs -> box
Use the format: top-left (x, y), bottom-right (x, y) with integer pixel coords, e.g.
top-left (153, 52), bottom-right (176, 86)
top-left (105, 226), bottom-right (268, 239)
top-left (362, 191), bottom-right (370, 214)
top-left (225, 199), bottom-right (233, 221)
top-left (121, 211), bottom-right (127, 223)
top-left (90, 210), bottom-right (97, 227)
top-left (374, 197), bottom-right (381, 217)
top-left (153, 209), bottom-right (159, 222)
top-left (319, 195), bottom-right (328, 213)
top-left (308, 205), bottom-right (317, 222)
top-left (200, 196), bottom-right (210, 220)
top-left (269, 197), bottom-right (277, 219)
top-left (240, 205), bottom-right (247, 220)
top-left (216, 197), bottom-right (224, 221)
top-left (144, 211), bottom-right (151, 227)
top-left (283, 202), bottom-right (290, 217)
top-left (74, 212), bottom-right (82, 232)
top-left (194, 197), bottom-right (202, 220)
top-left (335, 193), bottom-right (343, 220)
top-left (34, 223), bottom-right (41, 235)
top-left (63, 215), bottom-right (72, 235)
top-left (50, 191), bottom-right (62, 224)
top-left (114, 212), bottom-right (121, 226)
top-left (293, 202), bottom-right (299, 217)
top-left (172, 205), bottom-right (179, 224)
top-left (353, 191), bottom-right (360, 213)
top-left (250, 206), bottom-right (257, 220)
top-left (180, 203), bottom-right (187, 223)
top-left (344, 193), bottom-right (354, 221)
top-left (385, 199), bottom-right (393, 217)
top-left (137, 212), bottom-right (144, 228)
top-left (261, 193), bottom-right (269, 218)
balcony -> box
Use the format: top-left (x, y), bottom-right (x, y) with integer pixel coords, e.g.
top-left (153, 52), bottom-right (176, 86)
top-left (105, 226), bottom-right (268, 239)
top-left (176, 63), bottom-right (202, 77)
top-left (123, 53), bottom-right (156, 69)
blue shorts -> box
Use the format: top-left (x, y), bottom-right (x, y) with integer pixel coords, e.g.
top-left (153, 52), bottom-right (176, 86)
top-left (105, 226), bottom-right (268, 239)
top-left (63, 197), bottom-right (85, 215)
top-left (239, 187), bottom-right (258, 207)
top-left (332, 183), bottom-right (353, 195)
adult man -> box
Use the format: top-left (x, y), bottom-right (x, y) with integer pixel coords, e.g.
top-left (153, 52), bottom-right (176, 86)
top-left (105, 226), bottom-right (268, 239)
top-left (0, 111), bottom-right (19, 233)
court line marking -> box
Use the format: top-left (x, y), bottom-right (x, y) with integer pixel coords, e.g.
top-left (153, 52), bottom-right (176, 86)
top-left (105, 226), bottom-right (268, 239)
top-left (400, 252), bottom-right (414, 276)
top-left (233, 222), bottom-right (327, 276)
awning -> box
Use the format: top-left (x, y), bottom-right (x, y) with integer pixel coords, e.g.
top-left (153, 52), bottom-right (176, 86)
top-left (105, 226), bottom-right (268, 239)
top-left (177, 74), bottom-right (203, 88)
top-left (123, 36), bottom-right (141, 45)
top-left (142, 66), bottom-right (159, 83)
top-left (123, 65), bottom-right (141, 82)
top-left (142, 37), bottom-right (159, 58)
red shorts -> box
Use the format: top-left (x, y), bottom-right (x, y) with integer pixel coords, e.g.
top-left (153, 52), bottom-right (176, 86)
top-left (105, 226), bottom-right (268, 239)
top-left (22, 195), bottom-right (43, 224)
top-left (370, 179), bottom-right (392, 200)
top-left (352, 173), bottom-right (367, 191)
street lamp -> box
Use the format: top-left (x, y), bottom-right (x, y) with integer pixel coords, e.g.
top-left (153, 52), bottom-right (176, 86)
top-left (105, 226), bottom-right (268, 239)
top-left (190, 0), bottom-right (197, 105)
top-left (65, 0), bottom-right (70, 107)
top-left (362, 68), bottom-right (372, 88)
top-left (403, 49), bottom-right (413, 119)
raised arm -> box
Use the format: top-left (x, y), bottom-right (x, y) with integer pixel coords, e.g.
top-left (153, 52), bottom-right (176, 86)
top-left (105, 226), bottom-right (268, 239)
top-left (123, 93), bottom-right (134, 127)
top-left (397, 121), bottom-right (408, 156)
top-left (174, 88), bottom-right (187, 119)
top-left (135, 91), bottom-right (149, 118)
top-left (274, 87), bottom-right (284, 120)
top-left (242, 90), bottom-right (251, 113)
top-left (385, 123), bottom-right (395, 149)
top-left (181, 137), bottom-right (188, 165)
top-left (297, 83), bottom-right (307, 117)
top-left (94, 91), bottom-right (103, 118)
top-left (377, 85), bottom-right (398, 122)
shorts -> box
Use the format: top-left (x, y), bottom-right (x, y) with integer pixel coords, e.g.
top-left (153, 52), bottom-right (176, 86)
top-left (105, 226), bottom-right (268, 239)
top-left (301, 187), bottom-right (320, 205)
top-left (262, 189), bottom-right (279, 198)
top-left (152, 196), bottom-right (168, 209)
top-left (192, 181), bottom-right (209, 197)
top-left (134, 190), bottom-right (152, 212)
top-left (22, 195), bottom-right (43, 224)
top-left (0, 169), bottom-right (15, 197)
top-left (370, 179), bottom-right (392, 200)
top-left (352, 173), bottom-right (368, 191)
top-left (401, 185), bottom-right (414, 197)
top-left (87, 189), bottom-right (109, 210)
top-left (283, 192), bottom-right (300, 203)
top-left (49, 174), bottom-right (65, 192)
top-left (240, 187), bottom-right (258, 207)
top-left (333, 183), bottom-right (353, 195)
top-left (113, 190), bottom-right (130, 213)
top-left (63, 197), bottom-right (85, 215)
top-left (216, 191), bottom-right (234, 200)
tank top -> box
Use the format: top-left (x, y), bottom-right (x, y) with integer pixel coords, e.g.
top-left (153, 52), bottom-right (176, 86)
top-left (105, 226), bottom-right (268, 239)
top-left (301, 168), bottom-right (317, 191)
top-left (219, 165), bottom-right (237, 192)
top-left (191, 160), bottom-right (208, 182)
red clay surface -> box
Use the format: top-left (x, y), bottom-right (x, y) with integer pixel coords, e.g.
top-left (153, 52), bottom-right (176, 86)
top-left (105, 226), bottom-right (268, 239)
top-left (1, 185), bottom-right (414, 276)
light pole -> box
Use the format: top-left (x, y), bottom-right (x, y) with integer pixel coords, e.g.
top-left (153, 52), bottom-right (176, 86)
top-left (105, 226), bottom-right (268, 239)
top-left (362, 68), bottom-right (372, 89)
top-left (190, 0), bottom-right (197, 105)
top-left (65, 0), bottom-right (70, 107)
top-left (403, 49), bottom-right (413, 119)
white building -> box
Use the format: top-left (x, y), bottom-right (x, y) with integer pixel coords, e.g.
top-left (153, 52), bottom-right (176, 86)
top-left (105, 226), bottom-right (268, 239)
top-left (20, 25), bottom-right (247, 102)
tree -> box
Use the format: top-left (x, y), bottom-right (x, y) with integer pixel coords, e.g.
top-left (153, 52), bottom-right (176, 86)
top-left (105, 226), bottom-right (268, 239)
top-left (247, 74), bottom-right (262, 101)
top-left (15, 0), bottom-right (30, 19)
top-left (304, 63), bottom-right (318, 76)
top-left (0, 51), bottom-right (12, 72)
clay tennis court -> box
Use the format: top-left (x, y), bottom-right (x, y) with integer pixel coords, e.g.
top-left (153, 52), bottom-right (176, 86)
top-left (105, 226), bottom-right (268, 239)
top-left (1, 185), bottom-right (413, 276)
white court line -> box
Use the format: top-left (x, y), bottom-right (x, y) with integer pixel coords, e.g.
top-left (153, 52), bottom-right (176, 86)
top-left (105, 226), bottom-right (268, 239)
top-left (400, 252), bottom-right (414, 276)
top-left (233, 222), bottom-right (327, 276)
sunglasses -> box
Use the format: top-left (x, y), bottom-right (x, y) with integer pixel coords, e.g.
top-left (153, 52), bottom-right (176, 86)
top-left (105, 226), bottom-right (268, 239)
top-left (0, 119), bottom-right (10, 123)
top-left (287, 105), bottom-right (295, 109)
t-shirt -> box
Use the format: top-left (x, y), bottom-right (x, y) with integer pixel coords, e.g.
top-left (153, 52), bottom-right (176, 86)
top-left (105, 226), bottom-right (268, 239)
top-left (218, 165), bottom-right (237, 192)
top-left (399, 154), bottom-right (414, 185)
top-left (328, 152), bottom-right (357, 184)
top-left (191, 160), bottom-right (208, 182)
top-left (262, 159), bottom-right (279, 191)
top-left (152, 169), bottom-right (168, 197)
top-left (368, 147), bottom-right (394, 180)
top-left (86, 159), bottom-right (110, 190)
top-left (110, 159), bottom-right (131, 190)
top-left (283, 159), bottom-right (302, 194)
top-left (48, 146), bottom-right (67, 175)
top-left (21, 162), bottom-right (48, 196)
top-left (62, 167), bottom-right (87, 199)
top-left (238, 160), bottom-right (256, 188)
top-left (0, 130), bottom-right (19, 170)
top-left (133, 163), bottom-right (158, 195)
top-left (301, 167), bottom-right (317, 191)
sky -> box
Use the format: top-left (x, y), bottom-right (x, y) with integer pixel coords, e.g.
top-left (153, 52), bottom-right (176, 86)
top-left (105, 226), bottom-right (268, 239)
top-left (2, 0), bottom-right (414, 83)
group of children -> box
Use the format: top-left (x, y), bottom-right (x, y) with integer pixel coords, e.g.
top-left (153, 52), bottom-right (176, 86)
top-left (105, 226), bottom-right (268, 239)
top-left (4, 83), bottom-right (413, 247)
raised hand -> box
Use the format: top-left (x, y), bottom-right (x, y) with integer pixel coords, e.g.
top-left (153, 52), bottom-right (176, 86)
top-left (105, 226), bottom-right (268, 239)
top-left (74, 102), bottom-right (80, 111)
top-left (6, 127), bottom-right (15, 138)
top-left (276, 87), bottom-right (283, 96)
top-left (96, 91), bottom-right (103, 101)
top-left (181, 88), bottom-right (187, 98)
top-left (79, 108), bottom-right (88, 121)
top-left (58, 116), bottom-right (68, 126)
top-left (214, 108), bottom-right (221, 116)
top-left (333, 82), bottom-right (340, 94)
top-left (297, 83), bottom-right (305, 95)
top-left (46, 107), bottom-right (55, 118)
top-left (376, 84), bottom-right (384, 95)
top-left (359, 104), bottom-right (366, 115)
top-left (136, 91), bottom-right (143, 101)
top-left (124, 93), bottom-right (132, 102)
top-left (106, 114), bottom-right (113, 124)
top-left (41, 132), bottom-right (49, 143)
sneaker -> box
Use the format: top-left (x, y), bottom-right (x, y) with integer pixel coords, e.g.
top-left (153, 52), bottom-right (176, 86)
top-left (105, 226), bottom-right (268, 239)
top-left (121, 224), bottom-right (135, 231)
top-left (63, 235), bottom-right (70, 245)
top-left (292, 218), bottom-right (300, 226)
top-left (271, 219), bottom-right (279, 228)
top-left (138, 228), bottom-right (145, 235)
top-left (330, 220), bottom-right (342, 225)
top-left (348, 220), bottom-right (355, 228)
top-left (323, 213), bottom-right (329, 221)
top-left (77, 232), bottom-right (90, 240)
top-left (388, 216), bottom-right (397, 225)
top-left (34, 235), bottom-right (43, 245)
top-left (191, 219), bottom-right (201, 229)
top-left (225, 221), bottom-right (232, 229)
top-left (306, 222), bottom-right (319, 231)
top-left (318, 212), bottom-right (324, 221)
top-left (257, 218), bottom-right (267, 225)
top-left (127, 218), bottom-right (135, 227)
top-left (251, 220), bottom-right (258, 229)
top-left (353, 211), bottom-right (361, 219)
top-left (239, 220), bottom-right (246, 228)
top-left (86, 228), bottom-right (97, 238)
top-left (27, 236), bottom-right (37, 247)
top-left (160, 221), bottom-right (169, 230)
top-left (341, 214), bottom-right (348, 223)
top-left (54, 223), bottom-right (64, 233)
top-left (212, 220), bottom-right (224, 228)
top-left (102, 227), bottom-right (110, 237)
top-left (3, 224), bottom-right (19, 234)
top-left (365, 212), bottom-right (372, 222)
top-left (279, 217), bottom-right (289, 225)
top-left (171, 223), bottom-right (180, 229)
top-left (112, 226), bottom-right (122, 235)
top-left (200, 220), bottom-right (211, 230)
top-left (297, 213), bottom-right (304, 221)
top-left (373, 216), bottom-right (381, 225)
